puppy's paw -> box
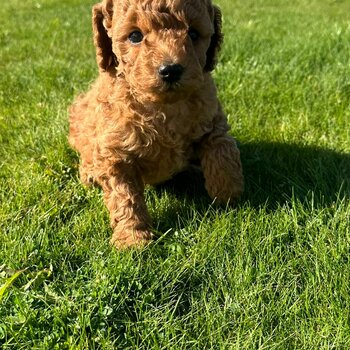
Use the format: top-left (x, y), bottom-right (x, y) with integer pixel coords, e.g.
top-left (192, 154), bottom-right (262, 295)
top-left (110, 229), bottom-right (154, 249)
top-left (206, 173), bottom-right (244, 205)
top-left (79, 167), bottom-right (96, 187)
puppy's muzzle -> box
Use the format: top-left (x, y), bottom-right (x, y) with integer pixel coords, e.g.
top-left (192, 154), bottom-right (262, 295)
top-left (158, 64), bottom-right (184, 84)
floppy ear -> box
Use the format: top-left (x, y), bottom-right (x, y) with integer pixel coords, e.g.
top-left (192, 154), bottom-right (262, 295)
top-left (204, 5), bottom-right (223, 72)
top-left (92, 0), bottom-right (117, 73)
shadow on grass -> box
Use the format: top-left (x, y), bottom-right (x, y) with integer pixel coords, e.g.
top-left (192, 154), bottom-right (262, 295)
top-left (156, 141), bottom-right (349, 214)
top-left (239, 141), bottom-right (349, 208)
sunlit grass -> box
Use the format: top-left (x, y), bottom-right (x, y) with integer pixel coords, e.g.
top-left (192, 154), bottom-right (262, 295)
top-left (0, 0), bottom-right (349, 348)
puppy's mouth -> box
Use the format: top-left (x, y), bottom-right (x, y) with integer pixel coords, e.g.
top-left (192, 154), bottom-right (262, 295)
top-left (155, 81), bottom-right (194, 103)
top-left (160, 81), bottom-right (182, 93)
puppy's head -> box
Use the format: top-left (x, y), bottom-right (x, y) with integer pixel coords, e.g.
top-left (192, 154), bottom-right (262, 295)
top-left (93, 0), bottom-right (223, 103)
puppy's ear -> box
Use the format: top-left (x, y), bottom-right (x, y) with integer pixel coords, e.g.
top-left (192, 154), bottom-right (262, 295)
top-left (92, 0), bottom-right (117, 73)
top-left (204, 5), bottom-right (223, 72)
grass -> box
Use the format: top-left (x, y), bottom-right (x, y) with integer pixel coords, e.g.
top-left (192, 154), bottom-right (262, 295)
top-left (0, 0), bottom-right (349, 348)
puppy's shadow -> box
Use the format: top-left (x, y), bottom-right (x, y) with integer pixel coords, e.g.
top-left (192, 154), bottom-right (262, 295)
top-left (154, 164), bottom-right (208, 200)
top-left (152, 141), bottom-right (349, 231)
top-left (240, 141), bottom-right (349, 208)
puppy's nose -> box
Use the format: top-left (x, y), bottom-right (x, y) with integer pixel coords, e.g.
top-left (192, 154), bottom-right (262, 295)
top-left (158, 64), bottom-right (184, 83)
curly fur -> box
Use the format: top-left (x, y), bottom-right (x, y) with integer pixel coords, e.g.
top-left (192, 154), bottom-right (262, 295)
top-left (69, 0), bottom-right (244, 248)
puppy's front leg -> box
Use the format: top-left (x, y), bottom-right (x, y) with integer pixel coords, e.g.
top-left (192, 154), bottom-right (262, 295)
top-left (198, 114), bottom-right (244, 205)
top-left (101, 163), bottom-right (153, 248)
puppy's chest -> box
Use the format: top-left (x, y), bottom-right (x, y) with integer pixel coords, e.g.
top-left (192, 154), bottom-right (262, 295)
top-left (137, 105), bottom-right (214, 184)
top-left (145, 103), bottom-right (213, 154)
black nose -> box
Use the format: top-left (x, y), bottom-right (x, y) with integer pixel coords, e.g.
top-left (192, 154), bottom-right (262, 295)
top-left (158, 64), bottom-right (184, 83)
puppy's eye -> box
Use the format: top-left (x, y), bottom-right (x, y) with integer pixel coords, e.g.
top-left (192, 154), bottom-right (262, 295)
top-left (128, 31), bottom-right (144, 44)
top-left (188, 28), bottom-right (200, 41)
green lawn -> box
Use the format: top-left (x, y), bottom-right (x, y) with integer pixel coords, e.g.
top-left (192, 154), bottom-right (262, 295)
top-left (0, 0), bottom-right (349, 349)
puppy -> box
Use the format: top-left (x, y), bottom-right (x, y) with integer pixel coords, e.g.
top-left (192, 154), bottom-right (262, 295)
top-left (69, 0), bottom-right (244, 248)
